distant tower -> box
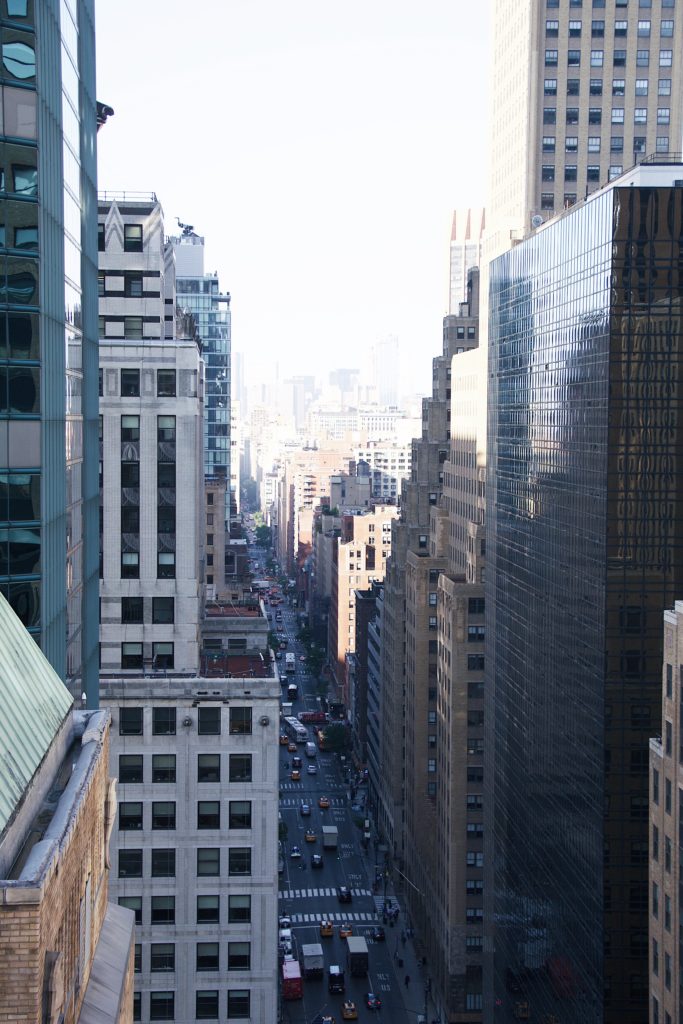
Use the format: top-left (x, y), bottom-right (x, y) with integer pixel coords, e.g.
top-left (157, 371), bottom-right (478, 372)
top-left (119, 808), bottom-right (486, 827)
top-left (371, 336), bottom-right (400, 408)
top-left (449, 207), bottom-right (485, 313)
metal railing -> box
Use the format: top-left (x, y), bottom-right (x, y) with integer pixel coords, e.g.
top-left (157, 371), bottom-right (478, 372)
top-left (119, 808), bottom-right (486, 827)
top-left (97, 190), bottom-right (158, 204)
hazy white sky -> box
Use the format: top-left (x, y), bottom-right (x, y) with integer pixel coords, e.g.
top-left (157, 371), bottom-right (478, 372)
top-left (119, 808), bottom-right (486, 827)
top-left (96, 0), bottom-right (491, 396)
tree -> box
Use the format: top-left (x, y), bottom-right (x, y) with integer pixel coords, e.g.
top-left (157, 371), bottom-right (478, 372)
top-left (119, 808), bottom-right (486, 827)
top-left (255, 524), bottom-right (271, 547)
top-left (322, 723), bottom-right (348, 752)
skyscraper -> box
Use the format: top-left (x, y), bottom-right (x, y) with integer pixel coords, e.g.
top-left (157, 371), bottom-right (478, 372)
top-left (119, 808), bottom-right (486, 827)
top-left (170, 228), bottom-right (231, 516)
top-left (0, 0), bottom-right (99, 700)
top-left (487, 0), bottom-right (683, 252)
top-left (485, 164), bottom-right (683, 1024)
top-left (449, 207), bottom-right (485, 313)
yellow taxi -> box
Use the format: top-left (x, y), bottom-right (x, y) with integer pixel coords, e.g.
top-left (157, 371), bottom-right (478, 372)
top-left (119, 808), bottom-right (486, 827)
top-left (320, 919), bottom-right (333, 937)
top-left (342, 1003), bottom-right (358, 1021)
top-left (318, 795), bottom-right (330, 809)
top-left (305, 829), bottom-right (317, 843)
top-left (291, 769), bottom-right (301, 782)
top-left (339, 922), bottom-right (353, 938)
top-left (279, 733), bottom-right (289, 746)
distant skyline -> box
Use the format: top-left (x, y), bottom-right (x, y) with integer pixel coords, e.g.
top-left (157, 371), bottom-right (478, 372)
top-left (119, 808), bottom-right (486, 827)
top-left (96, 0), bottom-right (491, 396)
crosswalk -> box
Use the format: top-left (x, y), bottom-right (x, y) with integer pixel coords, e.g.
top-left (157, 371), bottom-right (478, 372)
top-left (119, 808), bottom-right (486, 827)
top-left (278, 786), bottom-right (346, 797)
top-left (285, 910), bottom-right (377, 924)
top-left (279, 886), bottom-right (371, 899)
top-left (373, 895), bottom-right (400, 914)
top-left (278, 794), bottom-right (345, 806)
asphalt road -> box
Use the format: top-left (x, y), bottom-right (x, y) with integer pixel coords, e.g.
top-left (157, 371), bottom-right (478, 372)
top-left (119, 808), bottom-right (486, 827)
top-left (270, 587), bottom-right (412, 1024)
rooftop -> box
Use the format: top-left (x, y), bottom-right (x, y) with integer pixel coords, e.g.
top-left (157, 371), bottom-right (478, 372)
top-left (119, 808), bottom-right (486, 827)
top-left (204, 603), bottom-right (264, 618)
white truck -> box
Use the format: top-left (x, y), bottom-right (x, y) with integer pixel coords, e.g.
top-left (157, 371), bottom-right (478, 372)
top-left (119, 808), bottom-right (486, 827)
top-left (301, 943), bottom-right (324, 979)
top-left (322, 825), bottom-right (338, 850)
top-left (285, 652), bottom-right (296, 674)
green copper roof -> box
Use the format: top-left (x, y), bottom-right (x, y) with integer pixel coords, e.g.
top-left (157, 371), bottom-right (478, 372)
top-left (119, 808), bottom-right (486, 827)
top-left (0, 593), bottom-right (73, 836)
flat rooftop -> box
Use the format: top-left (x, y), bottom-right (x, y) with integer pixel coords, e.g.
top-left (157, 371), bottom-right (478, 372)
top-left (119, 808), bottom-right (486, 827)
top-left (204, 603), bottom-right (264, 618)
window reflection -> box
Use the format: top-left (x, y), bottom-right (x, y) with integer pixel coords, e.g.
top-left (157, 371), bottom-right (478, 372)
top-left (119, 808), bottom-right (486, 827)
top-left (3, 86), bottom-right (36, 139)
top-left (2, 42), bottom-right (35, 81)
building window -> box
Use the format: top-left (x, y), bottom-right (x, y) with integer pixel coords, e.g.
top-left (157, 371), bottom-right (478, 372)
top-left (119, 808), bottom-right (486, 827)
top-left (157, 552), bottom-right (175, 579)
top-left (665, 777), bottom-right (672, 813)
top-left (658, 107), bottom-right (671, 123)
top-left (197, 943), bottom-right (219, 971)
top-left (119, 706), bottom-right (143, 735)
top-left (228, 943), bottom-right (251, 971)
top-left (121, 552), bottom-right (139, 580)
top-left (587, 165), bottom-right (601, 182)
top-left (613, 49), bottom-right (626, 66)
top-left (545, 19), bottom-right (559, 35)
top-left (588, 107), bottom-right (602, 123)
top-left (661, 19), bottom-right (674, 36)
top-left (543, 107), bottom-right (556, 124)
top-left (119, 802), bottom-right (143, 831)
top-left (198, 801), bottom-right (220, 830)
top-left (545, 49), bottom-right (558, 66)
top-left (124, 316), bottom-right (143, 340)
top-left (610, 137), bottom-right (624, 152)
top-left (659, 78), bottom-right (672, 95)
top-left (120, 368), bottom-right (140, 397)
top-left (153, 707), bottom-right (176, 736)
top-left (230, 707), bottom-right (252, 735)
top-left (633, 135), bottom-right (646, 153)
top-left (119, 753), bottom-right (143, 784)
top-left (229, 753), bottom-right (252, 783)
top-left (567, 79), bottom-right (580, 96)
top-left (567, 49), bottom-right (581, 65)
top-left (98, 272), bottom-right (105, 297)
top-left (197, 848), bottom-right (220, 876)
top-left (152, 801), bottom-right (176, 830)
top-left (656, 135), bottom-right (670, 151)
top-left (118, 848), bottom-right (143, 878)
top-left (565, 165), bottom-right (578, 182)
top-left (125, 274), bottom-right (143, 298)
top-left (151, 944), bottom-right (175, 972)
top-left (467, 852), bottom-right (484, 867)
top-left (121, 596), bottom-right (143, 624)
top-left (121, 641), bottom-right (143, 669)
top-left (229, 801), bottom-right (252, 829)
top-left (588, 136), bottom-right (601, 151)
top-left (589, 78), bottom-right (603, 95)
top-left (611, 107), bottom-right (624, 123)
top-left (157, 370), bottom-right (176, 397)
top-left (228, 895), bottom-right (251, 923)
top-left (615, 19), bottom-right (628, 35)
top-left (152, 753), bottom-right (176, 784)
top-left (227, 991), bottom-right (250, 1020)
top-left (197, 895), bottom-right (220, 924)
top-left (151, 895), bottom-right (175, 925)
top-left (98, 223), bottom-right (105, 251)
top-left (542, 136), bottom-right (556, 153)
top-left (591, 49), bottom-right (604, 66)
top-left (123, 223), bottom-right (143, 253)
top-left (592, 19), bottom-right (604, 35)
top-left (468, 625), bottom-right (485, 643)
top-left (569, 19), bottom-right (582, 35)
top-left (198, 754), bottom-right (221, 783)
top-left (565, 136), bottom-right (578, 152)
top-left (228, 848), bottom-right (252, 876)
top-left (542, 165), bottom-right (555, 181)
top-left (152, 596), bottom-right (174, 624)
top-left (118, 896), bottom-right (142, 925)
top-left (608, 164), bottom-right (623, 179)
top-left (152, 642), bottom-right (174, 670)
top-left (151, 849), bottom-right (176, 877)
top-left (544, 78), bottom-right (557, 95)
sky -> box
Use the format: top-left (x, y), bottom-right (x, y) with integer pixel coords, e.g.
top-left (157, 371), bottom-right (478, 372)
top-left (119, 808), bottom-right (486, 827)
top-left (96, 0), bottom-right (492, 398)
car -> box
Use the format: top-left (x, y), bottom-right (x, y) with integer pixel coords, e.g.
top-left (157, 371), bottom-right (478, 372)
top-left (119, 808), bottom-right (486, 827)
top-left (279, 915), bottom-right (292, 929)
top-left (319, 919), bottom-right (333, 937)
top-left (319, 795), bottom-right (330, 809)
top-left (370, 926), bottom-right (386, 942)
top-left (300, 802), bottom-right (311, 816)
top-left (366, 993), bottom-right (382, 1011)
top-left (299, 654), bottom-right (306, 662)
top-left (307, 763), bottom-right (318, 775)
top-left (312, 853), bottom-right (324, 868)
top-left (288, 742), bottom-right (297, 753)
top-left (275, 651), bottom-right (282, 660)
top-left (339, 922), bottom-right (353, 938)
top-left (305, 828), bottom-right (316, 842)
top-left (279, 641), bottom-right (287, 649)
top-left (342, 1002), bottom-right (358, 1020)
top-left (312, 1016), bottom-right (335, 1024)
top-left (279, 734), bottom-right (289, 746)
top-left (290, 846), bottom-right (301, 859)
top-left (337, 886), bottom-right (352, 903)
top-left (291, 769), bottom-right (301, 781)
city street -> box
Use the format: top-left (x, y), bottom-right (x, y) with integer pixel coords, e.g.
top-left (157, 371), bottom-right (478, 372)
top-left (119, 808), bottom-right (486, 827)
top-left (273, 592), bottom-right (418, 1024)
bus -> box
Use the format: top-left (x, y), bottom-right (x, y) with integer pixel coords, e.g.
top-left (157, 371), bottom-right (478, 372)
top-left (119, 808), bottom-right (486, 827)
top-left (284, 716), bottom-right (308, 744)
top-left (285, 652), bottom-right (296, 674)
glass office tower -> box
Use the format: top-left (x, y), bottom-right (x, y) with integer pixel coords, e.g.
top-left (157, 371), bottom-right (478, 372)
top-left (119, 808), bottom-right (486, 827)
top-left (171, 229), bottom-right (231, 520)
top-left (0, 0), bottom-right (99, 700)
top-left (485, 166), bottom-right (683, 1024)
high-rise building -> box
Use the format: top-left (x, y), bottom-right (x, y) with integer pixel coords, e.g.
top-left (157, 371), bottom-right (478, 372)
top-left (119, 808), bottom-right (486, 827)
top-left (371, 336), bottom-right (400, 408)
top-left (487, 0), bottom-right (683, 253)
top-left (485, 165), bottom-right (683, 1024)
top-left (101, 656), bottom-right (280, 1024)
top-left (649, 601), bottom-right (683, 1024)
top-left (98, 197), bottom-right (204, 676)
top-left (170, 228), bottom-right (231, 514)
top-left (0, 0), bottom-right (100, 700)
top-left (449, 207), bottom-right (485, 313)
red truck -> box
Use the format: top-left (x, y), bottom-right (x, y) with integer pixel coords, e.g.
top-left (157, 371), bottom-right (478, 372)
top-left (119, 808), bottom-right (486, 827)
top-left (282, 959), bottom-right (303, 1000)
top-left (298, 711), bottom-right (327, 725)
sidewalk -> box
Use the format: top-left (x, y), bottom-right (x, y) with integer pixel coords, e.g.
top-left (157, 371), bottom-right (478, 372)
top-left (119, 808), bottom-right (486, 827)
top-left (362, 848), bottom-right (432, 1022)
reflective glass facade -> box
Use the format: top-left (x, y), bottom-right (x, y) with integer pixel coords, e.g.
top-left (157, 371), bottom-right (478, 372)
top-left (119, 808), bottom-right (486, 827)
top-left (0, 0), bottom-right (98, 699)
top-left (175, 266), bottom-right (230, 510)
top-left (486, 182), bottom-right (683, 1024)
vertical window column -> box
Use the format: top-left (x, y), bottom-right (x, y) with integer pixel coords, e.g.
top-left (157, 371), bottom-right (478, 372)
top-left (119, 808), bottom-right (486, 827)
top-left (121, 416), bottom-right (140, 578)
top-left (157, 416), bottom-right (176, 579)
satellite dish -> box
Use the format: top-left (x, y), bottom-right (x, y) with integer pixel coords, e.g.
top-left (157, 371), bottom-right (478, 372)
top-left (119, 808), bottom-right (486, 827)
top-left (531, 214), bottom-right (544, 229)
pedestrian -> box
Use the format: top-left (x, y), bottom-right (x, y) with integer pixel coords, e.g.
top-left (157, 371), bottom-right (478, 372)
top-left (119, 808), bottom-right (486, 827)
top-left (401, 931), bottom-right (406, 946)
top-left (404, 974), bottom-right (410, 988)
